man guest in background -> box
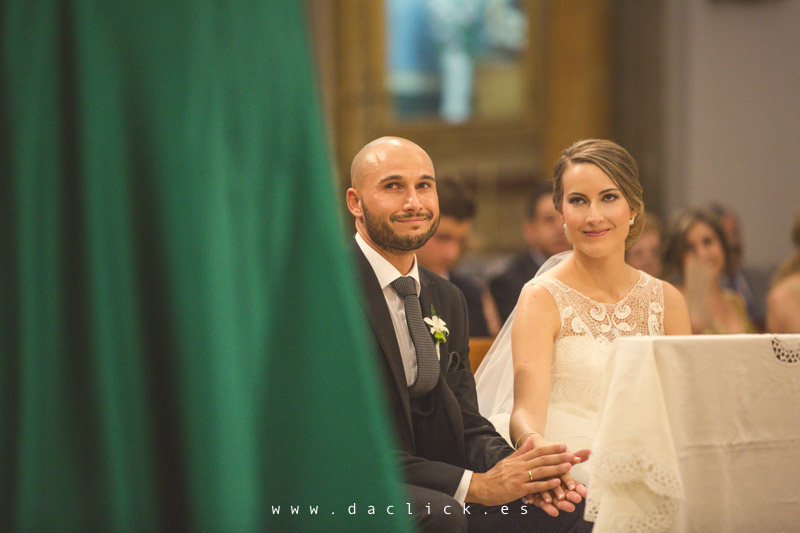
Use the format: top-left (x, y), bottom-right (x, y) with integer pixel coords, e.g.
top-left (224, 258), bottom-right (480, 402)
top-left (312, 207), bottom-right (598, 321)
top-left (489, 183), bottom-right (571, 322)
top-left (415, 176), bottom-right (501, 337)
top-left (346, 136), bottom-right (591, 532)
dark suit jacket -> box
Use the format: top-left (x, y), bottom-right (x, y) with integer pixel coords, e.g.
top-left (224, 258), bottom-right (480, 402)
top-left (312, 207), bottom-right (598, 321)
top-left (489, 252), bottom-right (543, 323)
top-left (353, 243), bottom-right (512, 496)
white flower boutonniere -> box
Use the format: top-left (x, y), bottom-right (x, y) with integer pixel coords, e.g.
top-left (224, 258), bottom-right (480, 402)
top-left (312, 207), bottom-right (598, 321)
top-left (424, 305), bottom-right (449, 360)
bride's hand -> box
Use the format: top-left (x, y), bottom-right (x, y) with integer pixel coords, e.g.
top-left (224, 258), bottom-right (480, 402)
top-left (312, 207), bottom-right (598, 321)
top-left (524, 475), bottom-right (587, 518)
top-left (525, 491), bottom-right (577, 517)
top-left (523, 435), bottom-right (590, 510)
top-left (563, 447), bottom-right (590, 495)
top-left (524, 473), bottom-right (587, 517)
top-left (534, 436), bottom-right (579, 500)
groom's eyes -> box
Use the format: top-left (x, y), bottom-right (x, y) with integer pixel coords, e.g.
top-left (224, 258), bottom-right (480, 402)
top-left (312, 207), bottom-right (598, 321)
top-left (384, 180), bottom-right (433, 190)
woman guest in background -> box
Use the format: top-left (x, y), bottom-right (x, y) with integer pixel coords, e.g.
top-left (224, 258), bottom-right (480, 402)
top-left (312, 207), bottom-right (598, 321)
top-left (625, 213), bottom-right (663, 278)
top-left (476, 139), bottom-right (691, 502)
top-left (766, 206), bottom-right (800, 333)
top-left (663, 207), bottom-right (757, 334)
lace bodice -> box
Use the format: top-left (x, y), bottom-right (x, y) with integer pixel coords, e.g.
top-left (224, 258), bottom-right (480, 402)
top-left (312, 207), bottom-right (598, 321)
top-left (530, 271), bottom-right (664, 411)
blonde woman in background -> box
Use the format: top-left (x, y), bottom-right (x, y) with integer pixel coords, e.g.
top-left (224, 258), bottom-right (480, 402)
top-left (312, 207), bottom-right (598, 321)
top-left (663, 207), bottom-right (757, 334)
top-left (766, 206), bottom-right (800, 333)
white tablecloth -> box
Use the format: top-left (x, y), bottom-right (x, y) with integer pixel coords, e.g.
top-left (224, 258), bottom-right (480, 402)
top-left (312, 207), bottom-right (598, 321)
top-left (588, 334), bottom-right (800, 532)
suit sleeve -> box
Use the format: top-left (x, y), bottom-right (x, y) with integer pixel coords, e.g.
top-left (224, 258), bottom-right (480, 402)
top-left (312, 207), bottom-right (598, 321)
top-left (445, 287), bottom-right (514, 473)
top-left (396, 453), bottom-right (470, 496)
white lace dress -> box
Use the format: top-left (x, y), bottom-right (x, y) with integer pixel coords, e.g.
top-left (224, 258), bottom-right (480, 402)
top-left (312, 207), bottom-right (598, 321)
top-left (476, 270), bottom-right (665, 484)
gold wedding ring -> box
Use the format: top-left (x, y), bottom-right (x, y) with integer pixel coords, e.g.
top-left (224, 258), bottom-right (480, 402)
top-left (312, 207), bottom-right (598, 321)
top-left (528, 469), bottom-right (534, 482)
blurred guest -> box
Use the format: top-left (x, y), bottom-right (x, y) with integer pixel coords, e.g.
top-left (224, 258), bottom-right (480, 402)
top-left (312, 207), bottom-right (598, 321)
top-left (766, 206), bottom-right (800, 333)
top-left (709, 204), bottom-right (760, 323)
top-left (625, 213), bottom-right (663, 278)
top-left (489, 183), bottom-right (571, 322)
top-left (663, 207), bottom-right (757, 334)
top-left (416, 177), bottom-right (501, 336)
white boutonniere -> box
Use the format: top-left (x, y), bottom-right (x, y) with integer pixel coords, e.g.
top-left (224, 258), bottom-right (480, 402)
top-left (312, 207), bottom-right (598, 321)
top-left (424, 305), bottom-right (449, 360)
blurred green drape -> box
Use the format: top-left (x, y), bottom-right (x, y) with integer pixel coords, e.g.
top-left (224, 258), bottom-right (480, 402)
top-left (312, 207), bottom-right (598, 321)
top-left (1, 2), bottom-right (410, 531)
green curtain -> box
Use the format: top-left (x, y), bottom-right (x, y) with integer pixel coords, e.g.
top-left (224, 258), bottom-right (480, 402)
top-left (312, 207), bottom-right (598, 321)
top-left (1, 2), bottom-right (411, 531)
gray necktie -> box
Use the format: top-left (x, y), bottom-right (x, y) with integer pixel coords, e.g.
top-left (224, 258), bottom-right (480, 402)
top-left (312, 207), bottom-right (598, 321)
top-left (391, 276), bottom-right (440, 398)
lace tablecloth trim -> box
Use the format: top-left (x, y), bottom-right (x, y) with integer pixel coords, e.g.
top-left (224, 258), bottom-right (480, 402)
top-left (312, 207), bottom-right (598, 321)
top-left (772, 336), bottom-right (800, 364)
top-left (586, 449), bottom-right (683, 532)
top-left (585, 495), bottom-right (678, 533)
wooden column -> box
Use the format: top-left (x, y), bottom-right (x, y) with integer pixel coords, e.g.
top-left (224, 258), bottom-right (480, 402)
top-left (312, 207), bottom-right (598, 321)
top-left (543, 0), bottom-right (613, 171)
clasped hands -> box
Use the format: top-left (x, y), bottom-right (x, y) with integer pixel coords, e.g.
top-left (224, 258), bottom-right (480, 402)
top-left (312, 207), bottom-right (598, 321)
top-left (522, 435), bottom-right (590, 517)
top-left (466, 436), bottom-right (590, 517)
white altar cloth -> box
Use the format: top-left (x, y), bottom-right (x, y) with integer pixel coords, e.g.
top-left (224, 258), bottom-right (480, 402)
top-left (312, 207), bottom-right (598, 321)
top-left (588, 335), bottom-right (800, 532)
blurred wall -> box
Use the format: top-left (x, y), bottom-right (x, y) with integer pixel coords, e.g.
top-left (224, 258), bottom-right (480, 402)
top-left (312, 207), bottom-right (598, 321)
top-left (663, 0), bottom-right (800, 272)
top-left (308, 0), bottom-right (800, 277)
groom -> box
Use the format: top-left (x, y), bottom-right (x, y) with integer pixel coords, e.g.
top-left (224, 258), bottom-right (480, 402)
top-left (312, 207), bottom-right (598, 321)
top-left (347, 137), bottom-right (591, 532)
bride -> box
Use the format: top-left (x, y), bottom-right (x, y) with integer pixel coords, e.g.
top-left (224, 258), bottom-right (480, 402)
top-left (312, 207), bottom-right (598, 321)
top-left (475, 139), bottom-right (691, 499)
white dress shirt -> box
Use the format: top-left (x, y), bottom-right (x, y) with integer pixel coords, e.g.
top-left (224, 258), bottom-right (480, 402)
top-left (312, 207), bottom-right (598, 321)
top-left (356, 233), bottom-right (420, 386)
top-left (355, 234), bottom-right (472, 503)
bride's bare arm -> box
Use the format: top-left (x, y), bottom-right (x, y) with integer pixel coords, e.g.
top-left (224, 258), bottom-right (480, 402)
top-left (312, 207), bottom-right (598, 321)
top-left (508, 284), bottom-right (590, 515)
top-left (509, 284), bottom-right (560, 448)
top-left (661, 281), bottom-right (693, 335)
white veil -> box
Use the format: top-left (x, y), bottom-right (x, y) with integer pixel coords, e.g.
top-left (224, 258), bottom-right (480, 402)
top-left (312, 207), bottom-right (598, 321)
top-left (474, 251), bottom-right (573, 439)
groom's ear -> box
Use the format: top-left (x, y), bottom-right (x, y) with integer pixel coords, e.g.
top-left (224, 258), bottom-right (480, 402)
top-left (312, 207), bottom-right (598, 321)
top-left (346, 188), bottom-right (363, 218)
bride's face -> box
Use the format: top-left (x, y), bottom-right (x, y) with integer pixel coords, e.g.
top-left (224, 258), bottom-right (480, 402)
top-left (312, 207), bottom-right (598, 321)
top-left (560, 163), bottom-right (636, 257)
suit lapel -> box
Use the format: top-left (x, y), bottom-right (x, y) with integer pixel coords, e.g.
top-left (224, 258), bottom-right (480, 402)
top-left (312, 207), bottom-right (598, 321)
top-left (352, 243), bottom-right (414, 436)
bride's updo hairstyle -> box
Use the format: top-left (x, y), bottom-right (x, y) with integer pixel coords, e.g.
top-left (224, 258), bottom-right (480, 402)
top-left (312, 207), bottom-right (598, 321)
top-left (552, 139), bottom-right (645, 250)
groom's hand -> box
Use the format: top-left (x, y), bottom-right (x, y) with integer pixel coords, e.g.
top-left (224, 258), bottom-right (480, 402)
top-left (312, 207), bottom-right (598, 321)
top-left (465, 440), bottom-right (575, 507)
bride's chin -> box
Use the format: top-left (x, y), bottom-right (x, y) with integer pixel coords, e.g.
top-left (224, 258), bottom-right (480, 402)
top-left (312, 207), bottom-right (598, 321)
top-left (574, 245), bottom-right (617, 258)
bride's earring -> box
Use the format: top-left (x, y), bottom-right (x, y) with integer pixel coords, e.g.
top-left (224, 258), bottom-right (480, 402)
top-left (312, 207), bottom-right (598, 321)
top-left (629, 217), bottom-right (635, 226)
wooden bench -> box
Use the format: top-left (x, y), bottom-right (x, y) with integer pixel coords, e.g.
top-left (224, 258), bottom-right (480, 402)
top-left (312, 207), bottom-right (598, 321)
top-left (468, 337), bottom-right (495, 374)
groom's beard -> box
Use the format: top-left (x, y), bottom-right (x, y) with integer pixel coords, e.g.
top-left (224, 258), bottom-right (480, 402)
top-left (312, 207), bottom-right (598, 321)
top-left (363, 204), bottom-right (439, 253)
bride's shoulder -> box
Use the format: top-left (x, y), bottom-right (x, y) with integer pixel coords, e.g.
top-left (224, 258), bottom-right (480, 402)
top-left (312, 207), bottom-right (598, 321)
top-left (657, 278), bottom-right (683, 302)
top-left (657, 278), bottom-right (692, 334)
top-left (638, 270), bottom-right (681, 304)
top-left (514, 282), bottom-right (562, 337)
top-left (517, 280), bottom-right (560, 315)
